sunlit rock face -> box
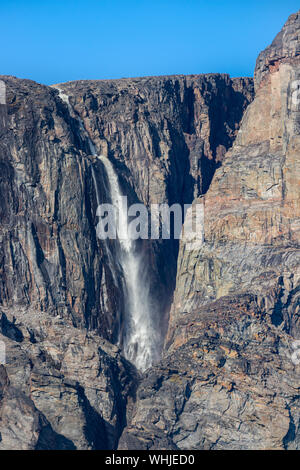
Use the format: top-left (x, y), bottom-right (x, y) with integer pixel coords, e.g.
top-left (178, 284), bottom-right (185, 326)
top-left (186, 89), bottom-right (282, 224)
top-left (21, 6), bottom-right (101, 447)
top-left (119, 11), bottom-right (300, 450)
top-left (169, 10), bottom-right (300, 335)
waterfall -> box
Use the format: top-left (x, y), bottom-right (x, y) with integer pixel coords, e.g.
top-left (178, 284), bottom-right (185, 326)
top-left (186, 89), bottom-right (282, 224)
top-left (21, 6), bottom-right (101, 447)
top-left (55, 87), bottom-right (159, 371)
top-left (97, 156), bottom-right (160, 371)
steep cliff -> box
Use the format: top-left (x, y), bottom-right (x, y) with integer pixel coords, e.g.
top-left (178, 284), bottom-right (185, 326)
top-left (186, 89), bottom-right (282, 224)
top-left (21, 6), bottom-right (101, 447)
top-left (0, 72), bottom-right (253, 448)
top-left (0, 77), bottom-right (118, 336)
top-left (0, 308), bottom-right (137, 449)
top-left (0, 74), bottom-right (253, 340)
top-left (58, 74), bottom-right (253, 203)
top-left (120, 11), bottom-right (300, 449)
top-left (57, 74), bottom-right (254, 339)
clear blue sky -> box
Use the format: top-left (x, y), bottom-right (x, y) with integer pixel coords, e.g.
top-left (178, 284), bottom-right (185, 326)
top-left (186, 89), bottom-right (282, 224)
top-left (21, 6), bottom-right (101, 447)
top-left (1, 0), bottom-right (299, 85)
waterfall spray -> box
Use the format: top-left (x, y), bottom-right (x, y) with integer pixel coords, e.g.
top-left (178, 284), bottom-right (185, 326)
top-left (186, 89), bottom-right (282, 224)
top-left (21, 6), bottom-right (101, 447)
top-left (97, 156), bottom-right (160, 371)
top-left (55, 87), bottom-right (159, 371)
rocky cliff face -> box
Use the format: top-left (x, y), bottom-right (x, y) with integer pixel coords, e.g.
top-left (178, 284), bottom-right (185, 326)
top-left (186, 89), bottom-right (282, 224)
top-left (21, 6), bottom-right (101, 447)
top-left (0, 74), bottom-right (253, 339)
top-left (0, 308), bottom-right (137, 449)
top-left (58, 74), bottom-right (253, 203)
top-left (2, 10), bottom-right (299, 451)
top-left (58, 75), bottom-right (254, 337)
top-left (0, 78), bottom-right (115, 335)
top-left (119, 11), bottom-right (300, 449)
top-left (0, 71), bottom-right (253, 448)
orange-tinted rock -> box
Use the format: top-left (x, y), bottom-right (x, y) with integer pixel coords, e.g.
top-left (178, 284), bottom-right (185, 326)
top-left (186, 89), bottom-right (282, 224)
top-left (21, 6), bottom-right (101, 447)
top-left (120, 10), bottom-right (300, 450)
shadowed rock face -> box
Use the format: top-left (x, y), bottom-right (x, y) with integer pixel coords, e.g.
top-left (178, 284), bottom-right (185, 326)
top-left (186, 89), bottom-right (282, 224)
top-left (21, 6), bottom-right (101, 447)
top-left (0, 77), bottom-right (113, 335)
top-left (58, 75), bottom-right (254, 338)
top-left (0, 309), bottom-right (138, 450)
top-left (0, 72), bottom-right (253, 448)
top-left (119, 11), bottom-right (300, 449)
top-left (0, 74), bottom-right (253, 339)
top-left (58, 74), bottom-right (253, 202)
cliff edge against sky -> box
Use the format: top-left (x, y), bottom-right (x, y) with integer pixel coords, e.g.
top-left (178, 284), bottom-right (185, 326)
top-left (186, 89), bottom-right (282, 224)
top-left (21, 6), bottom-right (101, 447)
top-left (0, 10), bottom-right (299, 450)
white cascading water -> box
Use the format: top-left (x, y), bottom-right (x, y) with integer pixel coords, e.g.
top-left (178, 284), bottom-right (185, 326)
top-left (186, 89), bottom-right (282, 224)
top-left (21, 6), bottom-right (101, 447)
top-left (55, 87), bottom-right (159, 371)
top-left (97, 156), bottom-right (159, 371)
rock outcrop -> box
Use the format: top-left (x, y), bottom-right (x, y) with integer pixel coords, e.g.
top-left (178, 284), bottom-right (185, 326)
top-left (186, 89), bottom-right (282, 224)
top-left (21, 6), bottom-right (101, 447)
top-left (0, 308), bottom-right (137, 449)
top-left (119, 11), bottom-right (300, 449)
top-left (119, 295), bottom-right (300, 450)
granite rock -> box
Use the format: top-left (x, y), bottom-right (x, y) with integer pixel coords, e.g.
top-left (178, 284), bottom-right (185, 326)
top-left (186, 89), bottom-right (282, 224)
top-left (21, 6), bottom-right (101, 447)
top-left (0, 308), bottom-right (137, 449)
top-left (119, 11), bottom-right (300, 450)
